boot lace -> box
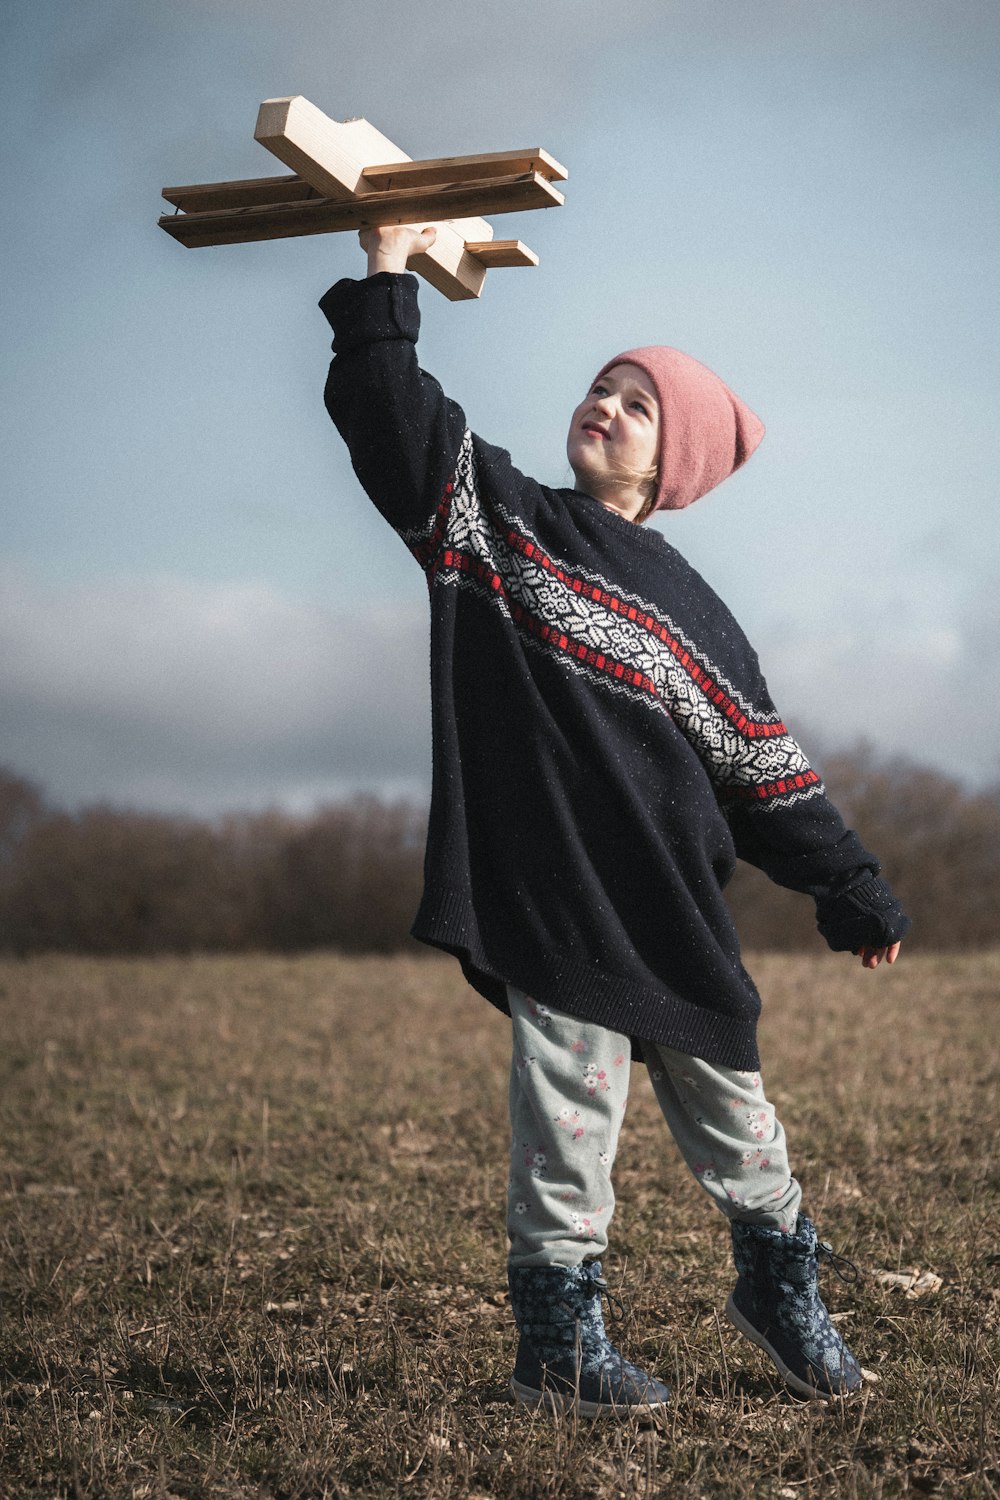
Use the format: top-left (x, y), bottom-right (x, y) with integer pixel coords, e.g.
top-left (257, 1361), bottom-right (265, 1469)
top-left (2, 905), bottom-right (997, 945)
top-left (590, 1271), bottom-right (627, 1322)
top-left (817, 1240), bottom-right (861, 1285)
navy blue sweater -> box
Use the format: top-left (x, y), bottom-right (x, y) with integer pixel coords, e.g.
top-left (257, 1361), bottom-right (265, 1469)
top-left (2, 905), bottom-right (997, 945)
top-left (320, 273), bottom-right (909, 1069)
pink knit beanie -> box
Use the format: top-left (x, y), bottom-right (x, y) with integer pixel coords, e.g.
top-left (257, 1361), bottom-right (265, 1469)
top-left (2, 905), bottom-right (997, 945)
top-left (593, 346), bottom-right (765, 513)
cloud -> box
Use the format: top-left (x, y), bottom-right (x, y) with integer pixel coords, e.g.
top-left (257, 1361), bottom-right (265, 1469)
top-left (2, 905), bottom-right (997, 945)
top-left (2, 0), bottom-right (996, 822)
top-left (0, 567), bottom-right (432, 814)
top-left (761, 581), bottom-right (1000, 786)
top-left (3, 563), bottom-right (996, 822)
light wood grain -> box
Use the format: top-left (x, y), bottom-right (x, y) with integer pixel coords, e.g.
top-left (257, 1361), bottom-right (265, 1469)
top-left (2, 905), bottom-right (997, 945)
top-left (362, 147), bottom-right (568, 191)
top-left (163, 148), bottom-right (567, 216)
top-left (159, 175), bottom-right (559, 243)
top-left (159, 97), bottom-right (567, 299)
top-left (464, 240), bottom-right (540, 268)
top-left (252, 96), bottom-right (493, 298)
top-left (162, 175), bottom-right (318, 213)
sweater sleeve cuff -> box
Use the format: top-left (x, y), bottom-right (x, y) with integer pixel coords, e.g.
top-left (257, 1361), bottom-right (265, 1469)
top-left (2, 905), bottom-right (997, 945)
top-left (318, 273), bottom-right (421, 355)
top-left (814, 874), bottom-right (912, 953)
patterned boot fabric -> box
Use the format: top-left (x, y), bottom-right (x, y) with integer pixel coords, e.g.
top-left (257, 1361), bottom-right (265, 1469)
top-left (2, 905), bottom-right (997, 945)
top-left (726, 1214), bottom-right (863, 1398)
top-left (507, 1261), bottom-right (671, 1416)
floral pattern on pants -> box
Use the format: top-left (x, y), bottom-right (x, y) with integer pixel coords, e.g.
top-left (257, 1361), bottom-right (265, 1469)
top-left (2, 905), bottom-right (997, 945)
top-left (506, 985), bottom-right (802, 1267)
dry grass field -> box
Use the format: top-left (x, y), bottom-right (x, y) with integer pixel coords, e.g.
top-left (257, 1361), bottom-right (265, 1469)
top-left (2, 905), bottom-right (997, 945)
top-left (0, 950), bottom-right (997, 1499)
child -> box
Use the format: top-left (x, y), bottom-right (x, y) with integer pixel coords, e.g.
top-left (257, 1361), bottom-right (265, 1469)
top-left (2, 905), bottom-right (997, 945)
top-left (319, 223), bottom-right (910, 1416)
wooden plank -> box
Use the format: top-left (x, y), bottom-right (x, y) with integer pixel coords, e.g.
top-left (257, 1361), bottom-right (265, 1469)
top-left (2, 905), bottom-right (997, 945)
top-left (159, 200), bottom-right (327, 247)
top-left (161, 150), bottom-right (569, 216)
top-left (159, 98), bottom-right (568, 298)
top-left (253, 96), bottom-right (493, 300)
top-left (464, 240), bottom-right (539, 269)
top-left (362, 147), bottom-right (568, 191)
top-left (162, 174), bottom-right (317, 213)
top-left (159, 205), bottom-right (488, 300)
top-left (159, 175), bottom-right (561, 245)
top-left (255, 98), bottom-right (403, 201)
top-left (158, 203), bottom-right (482, 299)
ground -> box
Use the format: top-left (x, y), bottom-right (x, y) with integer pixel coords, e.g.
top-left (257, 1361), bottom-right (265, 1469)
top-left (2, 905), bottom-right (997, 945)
top-left (0, 949), bottom-right (997, 1498)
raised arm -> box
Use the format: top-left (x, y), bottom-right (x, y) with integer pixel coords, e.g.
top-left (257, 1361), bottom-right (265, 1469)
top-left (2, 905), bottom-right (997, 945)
top-left (319, 225), bottom-right (468, 557)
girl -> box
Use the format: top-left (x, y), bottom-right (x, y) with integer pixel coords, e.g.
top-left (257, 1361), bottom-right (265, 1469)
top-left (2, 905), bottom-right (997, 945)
top-left (319, 223), bottom-right (910, 1416)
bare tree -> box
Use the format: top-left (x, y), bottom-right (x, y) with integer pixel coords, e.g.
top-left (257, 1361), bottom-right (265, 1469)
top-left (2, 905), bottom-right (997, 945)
top-left (0, 751), bottom-right (995, 955)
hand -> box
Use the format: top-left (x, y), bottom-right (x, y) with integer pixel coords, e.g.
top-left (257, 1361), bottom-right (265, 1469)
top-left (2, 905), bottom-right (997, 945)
top-left (360, 223), bottom-right (437, 276)
top-left (854, 942), bottom-right (902, 969)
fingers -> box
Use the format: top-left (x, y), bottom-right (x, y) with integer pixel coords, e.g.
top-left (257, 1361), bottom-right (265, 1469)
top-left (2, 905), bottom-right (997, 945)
top-left (358, 223), bottom-right (437, 253)
top-left (852, 941), bottom-right (903, 969)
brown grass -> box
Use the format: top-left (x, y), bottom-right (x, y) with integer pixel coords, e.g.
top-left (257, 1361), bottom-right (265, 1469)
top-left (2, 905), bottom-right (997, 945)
top-left (0, 950), bottom-right (997, 1498)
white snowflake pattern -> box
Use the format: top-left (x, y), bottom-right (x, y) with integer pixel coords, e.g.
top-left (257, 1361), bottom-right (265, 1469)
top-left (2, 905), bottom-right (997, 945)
top-left (431, 437), bottom-right (820, 811)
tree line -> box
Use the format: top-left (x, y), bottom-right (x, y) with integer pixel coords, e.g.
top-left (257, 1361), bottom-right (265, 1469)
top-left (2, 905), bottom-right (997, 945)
top-left (0, 749), bottom-right (996, 956)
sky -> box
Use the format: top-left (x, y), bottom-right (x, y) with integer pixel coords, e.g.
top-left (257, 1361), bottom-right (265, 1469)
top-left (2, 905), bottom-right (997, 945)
top-left (2, 0), bottom-right (998, 815)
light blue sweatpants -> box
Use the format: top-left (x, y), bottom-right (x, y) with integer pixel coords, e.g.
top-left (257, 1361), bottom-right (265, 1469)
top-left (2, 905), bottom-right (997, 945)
top-left (506, 984), bottom-right (802, 1267)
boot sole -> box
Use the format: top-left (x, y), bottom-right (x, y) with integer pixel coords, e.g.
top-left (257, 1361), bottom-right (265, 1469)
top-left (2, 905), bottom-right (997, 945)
top-left (509, 1376), bottom-right (669, 1420)
top-left (725, 1292), bottom-right (858, 1401)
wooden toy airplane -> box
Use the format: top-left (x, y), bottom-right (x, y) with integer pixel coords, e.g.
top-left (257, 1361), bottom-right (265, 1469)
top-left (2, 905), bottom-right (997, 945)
top-left (159, 96), bottom-right (568, 301)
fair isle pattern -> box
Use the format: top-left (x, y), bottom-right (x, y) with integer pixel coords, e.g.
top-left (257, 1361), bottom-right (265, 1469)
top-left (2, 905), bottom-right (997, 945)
top-left (399, 433), bottom-right (478, 569)
top-left (423, 434), bottom-right (823, 811)
top-left (497, 507), bottom-right (782, 728)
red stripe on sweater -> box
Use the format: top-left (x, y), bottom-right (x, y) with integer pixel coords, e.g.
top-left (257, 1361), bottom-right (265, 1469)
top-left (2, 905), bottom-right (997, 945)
top-left (433, 548), bottom-right (658, 698)
top-left (717, 769), bottom-right (821, 804)
top-left (432, 545), bottom-right (814, 805)
top-left (410, 481), bottom-right (455, 572)
top-left (504, 528), bottom-right (786, 739)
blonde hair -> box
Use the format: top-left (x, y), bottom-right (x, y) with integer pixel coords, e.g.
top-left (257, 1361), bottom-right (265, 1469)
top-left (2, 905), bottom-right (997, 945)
top-left (600, 458), bottom-right (659, 524)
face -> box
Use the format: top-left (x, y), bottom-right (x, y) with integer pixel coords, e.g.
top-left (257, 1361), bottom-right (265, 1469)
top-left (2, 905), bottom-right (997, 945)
top-left (566, 363), bottom-right (660, 521)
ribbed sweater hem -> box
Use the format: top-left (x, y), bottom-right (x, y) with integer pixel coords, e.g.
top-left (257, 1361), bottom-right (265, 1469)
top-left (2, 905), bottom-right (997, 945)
top-left (412, 885), bottom-right (761, 1071)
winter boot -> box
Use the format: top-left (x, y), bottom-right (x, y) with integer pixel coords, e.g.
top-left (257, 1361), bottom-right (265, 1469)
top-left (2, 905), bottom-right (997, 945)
top-left (726, 1213), bottom-right (864, 1398)
top-left (507, 1260), bottom-right (671, 1417)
